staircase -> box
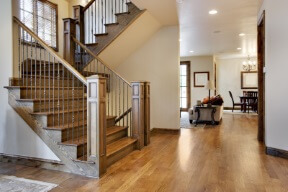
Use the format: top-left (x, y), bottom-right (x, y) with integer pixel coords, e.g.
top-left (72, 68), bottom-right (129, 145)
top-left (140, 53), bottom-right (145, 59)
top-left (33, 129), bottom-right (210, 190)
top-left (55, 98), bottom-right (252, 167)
top-left (73, 0), bottom-right (143, 56)
top-left (4, 12), bottom-right (150, 178)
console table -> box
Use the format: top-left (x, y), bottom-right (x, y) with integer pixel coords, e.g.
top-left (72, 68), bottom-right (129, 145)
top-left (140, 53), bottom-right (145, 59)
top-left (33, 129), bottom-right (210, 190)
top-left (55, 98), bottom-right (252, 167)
top-left (195, 106), bottom-right (217, 125)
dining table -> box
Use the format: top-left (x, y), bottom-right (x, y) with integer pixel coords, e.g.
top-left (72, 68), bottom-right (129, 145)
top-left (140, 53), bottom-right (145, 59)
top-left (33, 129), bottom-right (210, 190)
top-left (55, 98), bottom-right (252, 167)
top-left (239, 96), bottom-right (258, 113)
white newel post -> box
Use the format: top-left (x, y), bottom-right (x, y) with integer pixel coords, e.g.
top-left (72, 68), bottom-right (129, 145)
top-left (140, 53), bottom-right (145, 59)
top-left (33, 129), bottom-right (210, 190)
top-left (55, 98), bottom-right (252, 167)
top-left (87, 75), bottom-right (107, 176)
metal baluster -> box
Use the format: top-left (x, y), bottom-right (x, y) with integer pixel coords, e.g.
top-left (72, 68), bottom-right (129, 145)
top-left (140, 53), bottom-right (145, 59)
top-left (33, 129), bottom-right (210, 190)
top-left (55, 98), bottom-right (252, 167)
top-left (58, 60), bottom-right (60, 128)
top-left (62, 65), bottom-right (65, 129)
top-left (44, 50), bottom-right (46, 112)
top-left (118, 77), bottom-right (120, 125)
top-left (30, 35), bottom-right (33, 99)
top-left (101, 0), bottom-right (104, 33)
top-left (39, 48), bottom-right (42, 112)
top-left (67, 66), bottom-right (70, 141)
top-left (122, 81), bottom-right (124, 126)
top-left (22, 28), bottom-right (25, 86)
top-left (94, 1), bottom-right (96, 42)
top-left (18, 26), bottom-right (21, 83)
top-left (82, 85), bottom-right (85, 160)
top-left (53, 57), bottom-right (55, 125)
top-left (72, 75), bottom-right (75, 142)
top-left (91, 3), bottom-right (94, 44)
top-left (48, 53), bottom-right (51, 113)
top-left (26, 31), bottom-right (28, 95)
top-left (34, 40), bottom-right (37, 99)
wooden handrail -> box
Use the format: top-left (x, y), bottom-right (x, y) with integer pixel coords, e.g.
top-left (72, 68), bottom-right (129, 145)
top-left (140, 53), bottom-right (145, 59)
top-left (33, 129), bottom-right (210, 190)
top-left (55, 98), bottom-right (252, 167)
top-left (72, 36), bottom-right (131, 87)
top-left (13, 16), bottom-right (87, 85)
top-left (83, 0), bottom-right (96, 12)
top-left (115, 107), bottom-right (132, 123)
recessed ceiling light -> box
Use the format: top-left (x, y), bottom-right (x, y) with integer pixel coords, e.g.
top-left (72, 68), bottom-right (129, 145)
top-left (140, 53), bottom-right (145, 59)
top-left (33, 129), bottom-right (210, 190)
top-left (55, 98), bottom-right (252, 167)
top-left (189, 51), bottom-right (194, 53)
top-left (237, 48), bottom-right (242, 50)
top-left (179, 39), bottom-right (182, 42)
top-left (209, 10), bottom-right (218, 15)
top-left (239, 33), bottom-right (245, 36)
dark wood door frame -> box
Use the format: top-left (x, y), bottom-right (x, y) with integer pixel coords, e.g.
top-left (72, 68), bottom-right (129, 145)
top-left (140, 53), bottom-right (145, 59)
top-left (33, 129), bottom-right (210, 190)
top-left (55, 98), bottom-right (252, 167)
top-left (180, 61), bottom-right (191, 111)
top-left (257, 11), bottom-right (265, 142)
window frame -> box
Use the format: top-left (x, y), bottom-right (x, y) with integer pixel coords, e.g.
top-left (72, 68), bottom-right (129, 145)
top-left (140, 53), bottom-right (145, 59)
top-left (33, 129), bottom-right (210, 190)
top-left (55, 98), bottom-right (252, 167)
top-left (180, 61), bottom-right (191, 111)
top-left (19, 0), bottom-right (59, 52)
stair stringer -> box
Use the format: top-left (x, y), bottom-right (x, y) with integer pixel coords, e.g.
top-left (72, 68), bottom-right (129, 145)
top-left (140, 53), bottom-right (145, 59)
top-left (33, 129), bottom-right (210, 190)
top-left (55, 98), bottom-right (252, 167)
top-left (6, 88), bottom-right (100, 178)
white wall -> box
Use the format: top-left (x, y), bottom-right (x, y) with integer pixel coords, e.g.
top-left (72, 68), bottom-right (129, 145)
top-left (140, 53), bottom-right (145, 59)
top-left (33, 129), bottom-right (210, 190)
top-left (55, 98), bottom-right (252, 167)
top-left (0, 0), bottom-right (60, 161)
top-left (216, 57), bottom-right (257, 108)
top-left (180, 56), bottom-right (214, 107)
top-left (259, 0), bottom-right (288, 151)
top-left (116, 26), bottom-right (180, 130)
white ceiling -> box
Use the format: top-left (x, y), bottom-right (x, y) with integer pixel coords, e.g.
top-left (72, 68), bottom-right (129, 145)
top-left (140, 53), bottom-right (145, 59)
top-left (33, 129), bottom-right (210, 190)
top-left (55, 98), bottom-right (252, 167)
top-left (133, 0), bottom-right (263, 58)
top-left (179, 0), bottom-right (263, 58)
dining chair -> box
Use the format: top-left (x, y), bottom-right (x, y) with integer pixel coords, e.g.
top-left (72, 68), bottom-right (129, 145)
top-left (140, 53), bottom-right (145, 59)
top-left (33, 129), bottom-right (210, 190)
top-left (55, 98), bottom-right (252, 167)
top-left (229, 91), bottom-right (244, 112)
top-left (246, 98), bottom-right (258, 113)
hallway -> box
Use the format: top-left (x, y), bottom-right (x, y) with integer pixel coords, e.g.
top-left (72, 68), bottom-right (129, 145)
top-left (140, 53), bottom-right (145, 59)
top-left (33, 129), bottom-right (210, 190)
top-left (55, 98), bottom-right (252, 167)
top-left (1, 113), bottom-right (288, 191)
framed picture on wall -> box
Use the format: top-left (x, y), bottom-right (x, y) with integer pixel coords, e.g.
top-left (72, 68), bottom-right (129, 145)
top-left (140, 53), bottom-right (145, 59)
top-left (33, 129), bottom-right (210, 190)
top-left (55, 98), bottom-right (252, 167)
top-left (241, 71), bottom-right (258, 89)
top-left (194, 72), bottom-right (209, 87)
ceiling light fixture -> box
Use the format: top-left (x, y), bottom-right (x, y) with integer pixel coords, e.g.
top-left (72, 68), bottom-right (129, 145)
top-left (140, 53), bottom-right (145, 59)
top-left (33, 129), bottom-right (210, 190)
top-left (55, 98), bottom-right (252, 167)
top-left (239, 33), bottom-right (245, 36)
top-left (209, 10), bottom-right (218, 15)
top-left (237, 48), bottom-right (242, 50)
top-left (179, 39), bottom-right (182, 42)
top-left (176, 0), bottom-right (183, 3)
top-left (242, 55), bottom-right (257, 71)
top-left (189, 51), bottom-right (194, 53)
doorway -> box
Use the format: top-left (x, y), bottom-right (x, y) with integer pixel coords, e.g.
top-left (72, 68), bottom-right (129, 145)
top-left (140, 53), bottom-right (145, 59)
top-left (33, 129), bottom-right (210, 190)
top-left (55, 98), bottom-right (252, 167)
top-left (257, 11), bottom-right (265, 142)
top-left (180, 61), bottom-right (191, 112)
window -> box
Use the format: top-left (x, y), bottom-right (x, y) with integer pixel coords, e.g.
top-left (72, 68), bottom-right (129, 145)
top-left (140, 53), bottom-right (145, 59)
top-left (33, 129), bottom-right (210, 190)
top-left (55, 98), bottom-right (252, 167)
top-left (180, 61), bottom-right (191, 111)
top-left (19, 0), bottom-right (58, 50)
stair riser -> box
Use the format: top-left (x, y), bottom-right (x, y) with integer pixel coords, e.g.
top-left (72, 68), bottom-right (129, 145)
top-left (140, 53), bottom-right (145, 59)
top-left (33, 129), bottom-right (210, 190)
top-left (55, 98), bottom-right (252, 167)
top-left (77, 144), bottom-right (87, 158)
top-left (107, 129), bottom-right (128, 144)
top-left (21, 63), bottom-right (62, 72)
top-left (33, 99), bottom-right (87, 112)
top-left (11, 78), bottom-right (80, 87)
top-left (22, 70), bottom-right (69, 76)
top-left (107, 142), bottom-right (136, 167)
top-left (47, 111), bottom-right (87, 127)
top-left (61, 126), bottom-right (87, 142)
top-left (107, 118), bottom-right (116, 128)
top-left (20, 89), bottom-right (84, 99)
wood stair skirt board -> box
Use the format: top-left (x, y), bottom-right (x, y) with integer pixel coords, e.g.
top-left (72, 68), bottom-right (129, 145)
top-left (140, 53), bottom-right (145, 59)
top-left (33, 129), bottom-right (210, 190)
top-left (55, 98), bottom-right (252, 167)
top-left (266, 147), bottom-right (288, 159)
top-left (0, 153), bottom-right (70, 173)
top-left (151, 128), bottom-right (180, 135)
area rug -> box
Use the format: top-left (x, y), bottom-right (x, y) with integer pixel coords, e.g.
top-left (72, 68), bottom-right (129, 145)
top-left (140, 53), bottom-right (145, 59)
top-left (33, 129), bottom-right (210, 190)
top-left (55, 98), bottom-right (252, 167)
top-left (0, 175), bottom-right (58, 192)
top-left (180, 112), bottom-right (206, 129)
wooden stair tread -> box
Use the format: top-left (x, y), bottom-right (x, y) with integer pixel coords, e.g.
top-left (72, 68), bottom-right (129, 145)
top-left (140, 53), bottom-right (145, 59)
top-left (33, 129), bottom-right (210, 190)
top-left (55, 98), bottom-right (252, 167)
top-left (30, 107), bottom-right (87, 115)
top-left (106, 137), bottom-right (137, 157)
top-left (94, 33), bottom-right (108, 37)
top-left (106, 126), bottom-right (128, 136)
top-left (85, 43), bottom-right (98, 46)
top-left (45, 120), bottom-right (87, 130)
top-left (60, 135), bottom-right (87, 146)
top-left (107, 116), bottom-right (117, 120)
top-left (115, 11), bottom-right (130, 16)
top-left (12, 76), bottom-right (75, 80)
top-left (104, 22), bottom-right (119, 26)
top-left (4, 86), bottom-right (84, 89)
top-left (16, 96), bottom-right (86, 102)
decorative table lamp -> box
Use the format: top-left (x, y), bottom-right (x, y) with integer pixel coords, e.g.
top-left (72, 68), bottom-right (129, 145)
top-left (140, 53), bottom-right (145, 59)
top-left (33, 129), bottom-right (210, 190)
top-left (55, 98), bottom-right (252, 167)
top-left (205, 80), bottom-right (215, 107)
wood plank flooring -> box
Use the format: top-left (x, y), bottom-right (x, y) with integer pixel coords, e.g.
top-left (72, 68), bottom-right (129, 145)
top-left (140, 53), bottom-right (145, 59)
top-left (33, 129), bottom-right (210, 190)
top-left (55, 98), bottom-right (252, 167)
top-left (1, 113), bottom-right (288, 192)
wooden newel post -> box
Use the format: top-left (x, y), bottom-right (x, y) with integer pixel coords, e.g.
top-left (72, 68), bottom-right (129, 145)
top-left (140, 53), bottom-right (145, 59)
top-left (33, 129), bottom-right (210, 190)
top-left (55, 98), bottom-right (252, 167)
top-left (131, 81), bottom-right (145, 149)
top-left (87, 75), bottom-right (107, 177)
top-left (144, 82), bottom-right (151, 146)
top-left (73, 5), bottom-right (85, 43)
top-left (63, 18), bottom-right (76, 65)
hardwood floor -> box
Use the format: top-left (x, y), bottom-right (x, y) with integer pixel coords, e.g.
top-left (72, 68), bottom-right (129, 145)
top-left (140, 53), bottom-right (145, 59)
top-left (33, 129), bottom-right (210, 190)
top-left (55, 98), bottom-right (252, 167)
top-left (1, 113), bottom-right (288, 192)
